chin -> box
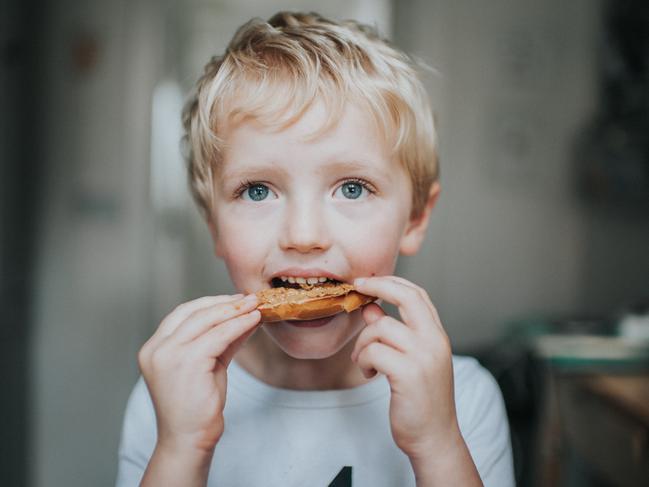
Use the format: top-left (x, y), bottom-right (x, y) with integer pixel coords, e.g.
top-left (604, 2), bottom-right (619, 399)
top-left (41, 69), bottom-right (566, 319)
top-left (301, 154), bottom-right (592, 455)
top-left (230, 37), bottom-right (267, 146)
top-left (261, 312), bottom-right (364, 360)
top-left (275, 342), bottom-right (342, 361)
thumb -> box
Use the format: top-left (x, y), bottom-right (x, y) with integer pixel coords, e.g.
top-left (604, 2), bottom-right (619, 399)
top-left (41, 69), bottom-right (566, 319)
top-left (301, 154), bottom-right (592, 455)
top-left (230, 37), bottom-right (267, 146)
top-left (362, 302), bottom-right (386, 324)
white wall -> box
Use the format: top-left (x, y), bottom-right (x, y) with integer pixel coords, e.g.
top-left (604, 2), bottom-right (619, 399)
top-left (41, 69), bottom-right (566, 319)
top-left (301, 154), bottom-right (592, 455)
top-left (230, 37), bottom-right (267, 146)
top-left (30, 0), bottom-right (163, 485)
top-left (394, 0), bottom-right (602, 348)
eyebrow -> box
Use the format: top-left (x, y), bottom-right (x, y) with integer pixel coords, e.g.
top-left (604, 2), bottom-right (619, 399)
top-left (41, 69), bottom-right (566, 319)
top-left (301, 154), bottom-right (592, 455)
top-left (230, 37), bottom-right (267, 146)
top-left (218, 164), bottom-right (290, 184)
top-left (218, 158), bottom-right (391, 184)
top-left (319, 159), bottom-right (392, 180)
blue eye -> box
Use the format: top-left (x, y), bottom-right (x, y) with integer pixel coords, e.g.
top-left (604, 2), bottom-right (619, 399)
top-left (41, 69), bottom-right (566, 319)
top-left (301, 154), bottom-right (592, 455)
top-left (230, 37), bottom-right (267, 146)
top-left (341, 182), bottom-right (363, 199)
top-left (243, 184), bottom-right (270, 201)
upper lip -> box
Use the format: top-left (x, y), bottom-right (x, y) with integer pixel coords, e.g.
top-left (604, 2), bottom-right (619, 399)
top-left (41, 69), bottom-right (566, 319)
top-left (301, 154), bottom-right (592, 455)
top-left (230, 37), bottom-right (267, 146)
top-left (269, 268), bottom-right (347, 283)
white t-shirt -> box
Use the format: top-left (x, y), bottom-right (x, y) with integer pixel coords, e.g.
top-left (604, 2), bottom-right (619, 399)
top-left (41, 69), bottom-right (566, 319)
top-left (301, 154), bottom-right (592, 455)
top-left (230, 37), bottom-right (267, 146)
top-left (116, 356), bottom-right (514, 486)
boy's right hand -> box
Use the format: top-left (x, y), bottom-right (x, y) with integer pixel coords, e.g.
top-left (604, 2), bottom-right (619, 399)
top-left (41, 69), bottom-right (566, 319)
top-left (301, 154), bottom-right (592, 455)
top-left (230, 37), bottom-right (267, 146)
top-left (138, 293), bottom-right (260, 457)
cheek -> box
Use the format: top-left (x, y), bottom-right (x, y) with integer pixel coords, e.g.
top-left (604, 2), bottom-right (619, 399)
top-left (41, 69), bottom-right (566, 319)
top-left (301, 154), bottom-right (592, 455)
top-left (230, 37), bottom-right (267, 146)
top-left (351, 235), bottom-right (401, 277)
top-left (215, 202), bottom-right (278, 250)
top-left (336, 202), bottom-right (408, 275)
top-left (214, 211), bottom-right (275, 288)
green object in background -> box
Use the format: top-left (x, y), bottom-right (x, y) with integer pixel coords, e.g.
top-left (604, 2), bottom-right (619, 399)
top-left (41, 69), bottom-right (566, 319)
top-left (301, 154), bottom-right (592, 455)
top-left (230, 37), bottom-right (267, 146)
top-left (500, 315), bottom-right (556, 344)
top-left (533, 334), bottom-right (649, 371)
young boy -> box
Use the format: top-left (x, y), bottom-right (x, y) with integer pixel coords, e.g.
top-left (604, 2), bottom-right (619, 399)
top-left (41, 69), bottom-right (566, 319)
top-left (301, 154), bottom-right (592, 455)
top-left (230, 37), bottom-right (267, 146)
top-left (116, 11), bottom-right (513, 487)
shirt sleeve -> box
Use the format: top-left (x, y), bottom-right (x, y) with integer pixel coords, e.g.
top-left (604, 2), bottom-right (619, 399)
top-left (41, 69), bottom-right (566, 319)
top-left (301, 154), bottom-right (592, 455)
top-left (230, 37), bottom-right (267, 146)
top-left (115, 377), bottom-right (157, 487)
top-left (453, 357), bottom-right (515, 487)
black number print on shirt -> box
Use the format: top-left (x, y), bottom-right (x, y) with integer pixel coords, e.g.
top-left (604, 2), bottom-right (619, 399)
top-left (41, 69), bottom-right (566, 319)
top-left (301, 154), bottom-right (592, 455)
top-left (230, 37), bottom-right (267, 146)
top-left (328, 466), bottom-right (352, 487)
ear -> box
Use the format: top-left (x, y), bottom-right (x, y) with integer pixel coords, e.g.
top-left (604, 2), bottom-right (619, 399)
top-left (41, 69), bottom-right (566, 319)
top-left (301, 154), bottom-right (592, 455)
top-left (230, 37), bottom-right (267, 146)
top-left (399, 182), bottom-right (441, 256)
top-left (207, 217), bottom-right (225, 259)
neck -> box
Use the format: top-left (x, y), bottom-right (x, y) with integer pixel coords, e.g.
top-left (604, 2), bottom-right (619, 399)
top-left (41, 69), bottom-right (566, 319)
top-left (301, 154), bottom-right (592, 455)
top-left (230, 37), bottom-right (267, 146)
top-left (234, 329), bottom-right (371, 390)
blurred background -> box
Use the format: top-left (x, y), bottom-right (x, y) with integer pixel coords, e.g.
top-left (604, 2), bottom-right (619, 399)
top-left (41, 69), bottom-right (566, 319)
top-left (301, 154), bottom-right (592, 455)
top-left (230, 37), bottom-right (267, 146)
top-left (2, 0), bottom-right (648, 485)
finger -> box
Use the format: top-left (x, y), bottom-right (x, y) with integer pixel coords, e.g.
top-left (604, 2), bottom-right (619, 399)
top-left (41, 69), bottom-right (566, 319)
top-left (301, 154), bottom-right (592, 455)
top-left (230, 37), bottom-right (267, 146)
top-left (140, 294), bottom-right (244, 362)
top-left (369, 275), bottom-right (439, 318)
top-left (191, 310), bottom-right (261, 362)
top-left (382, 276), bottom-right (441, 324)
top-left (351, 314), bottom-right (417, 362)
top-left (356, 342), bottom-right (409, 380)
top-left (220, 324), bottom-right (259, 367)
top-left (354, 277), bottom-right (436, 331)
top-left (170, 294), bottom-right (259, 344)
top-left (141, 309), bottom-right (259, 375)
top-left (156, 294), bottom-right (244, 339)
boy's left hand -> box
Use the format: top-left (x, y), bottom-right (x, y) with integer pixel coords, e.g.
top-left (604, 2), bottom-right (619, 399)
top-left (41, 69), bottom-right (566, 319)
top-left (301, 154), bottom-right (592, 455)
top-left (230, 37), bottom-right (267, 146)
top-left (351, 276), bottom-right (460, 461)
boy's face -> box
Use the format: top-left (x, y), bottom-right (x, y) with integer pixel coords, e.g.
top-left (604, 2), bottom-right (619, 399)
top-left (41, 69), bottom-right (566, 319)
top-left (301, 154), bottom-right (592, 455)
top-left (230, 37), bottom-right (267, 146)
top-left (209, 101), bottom-right (434, 359)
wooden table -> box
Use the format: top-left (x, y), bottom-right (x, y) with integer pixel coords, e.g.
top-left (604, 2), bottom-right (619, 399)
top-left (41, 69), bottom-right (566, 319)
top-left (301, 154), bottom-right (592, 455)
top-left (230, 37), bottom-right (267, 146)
top-left (536, 372), bottom-right (649, 487)
top-left (581, 375), bottom-right (649, 426)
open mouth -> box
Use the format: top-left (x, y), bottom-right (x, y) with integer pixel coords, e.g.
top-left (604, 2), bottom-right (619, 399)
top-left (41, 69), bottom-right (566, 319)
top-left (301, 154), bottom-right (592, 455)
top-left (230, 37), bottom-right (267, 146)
top-left (270, 276), bottom-right (343, 290)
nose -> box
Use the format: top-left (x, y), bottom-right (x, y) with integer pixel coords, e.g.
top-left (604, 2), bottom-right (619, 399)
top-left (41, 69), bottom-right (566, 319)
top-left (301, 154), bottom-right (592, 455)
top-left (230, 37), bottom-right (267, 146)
top-left (279, 197), bottom-right (332, 253)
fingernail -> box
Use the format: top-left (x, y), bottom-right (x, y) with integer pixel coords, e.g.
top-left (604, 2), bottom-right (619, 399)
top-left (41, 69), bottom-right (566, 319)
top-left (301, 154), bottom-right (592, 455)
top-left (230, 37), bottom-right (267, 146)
top-left (354, 278), bottom-right (366, 286)
top-left (243, 294), bottom-right (258, 303)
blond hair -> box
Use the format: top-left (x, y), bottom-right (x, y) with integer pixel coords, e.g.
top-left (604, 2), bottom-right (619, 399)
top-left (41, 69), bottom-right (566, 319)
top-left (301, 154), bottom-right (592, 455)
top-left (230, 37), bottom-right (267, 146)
top-left (182, 11), bottom-right (438, 219)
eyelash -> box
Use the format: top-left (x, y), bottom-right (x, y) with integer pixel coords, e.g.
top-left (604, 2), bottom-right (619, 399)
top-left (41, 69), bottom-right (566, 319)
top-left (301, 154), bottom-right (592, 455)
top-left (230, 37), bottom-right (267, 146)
top-left (232, 178), bottom-right (377, 199)
top-left (340, 178), bottom-right (377, 195)
top-left (233, 179), bottom-right (266, 199)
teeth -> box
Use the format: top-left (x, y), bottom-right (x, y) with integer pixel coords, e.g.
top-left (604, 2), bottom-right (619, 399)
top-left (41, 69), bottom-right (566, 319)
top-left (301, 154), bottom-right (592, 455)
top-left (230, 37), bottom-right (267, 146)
top-left (276, 275), bottom-right (334, 284)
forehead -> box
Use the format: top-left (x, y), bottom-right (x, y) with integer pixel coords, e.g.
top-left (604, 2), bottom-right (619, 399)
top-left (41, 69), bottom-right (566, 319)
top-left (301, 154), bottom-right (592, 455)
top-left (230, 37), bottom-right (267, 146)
top-left (218, 101), bottom-right (396, 180)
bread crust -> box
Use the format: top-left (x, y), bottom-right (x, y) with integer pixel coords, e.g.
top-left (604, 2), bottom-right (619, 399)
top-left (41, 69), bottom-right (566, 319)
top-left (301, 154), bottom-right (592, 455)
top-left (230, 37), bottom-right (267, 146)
top-left (256, 284), bottom-right (375, 322)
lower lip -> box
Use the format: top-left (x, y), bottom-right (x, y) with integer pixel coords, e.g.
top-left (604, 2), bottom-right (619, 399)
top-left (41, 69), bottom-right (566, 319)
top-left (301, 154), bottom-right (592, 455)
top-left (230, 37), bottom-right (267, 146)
top-left (283, 315), bottom-right (337, 328)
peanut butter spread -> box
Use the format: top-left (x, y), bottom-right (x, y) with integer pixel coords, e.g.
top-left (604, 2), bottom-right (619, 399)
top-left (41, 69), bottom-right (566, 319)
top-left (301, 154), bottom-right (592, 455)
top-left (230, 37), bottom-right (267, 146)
top-left (256, 283), bottom-right (354, 306)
